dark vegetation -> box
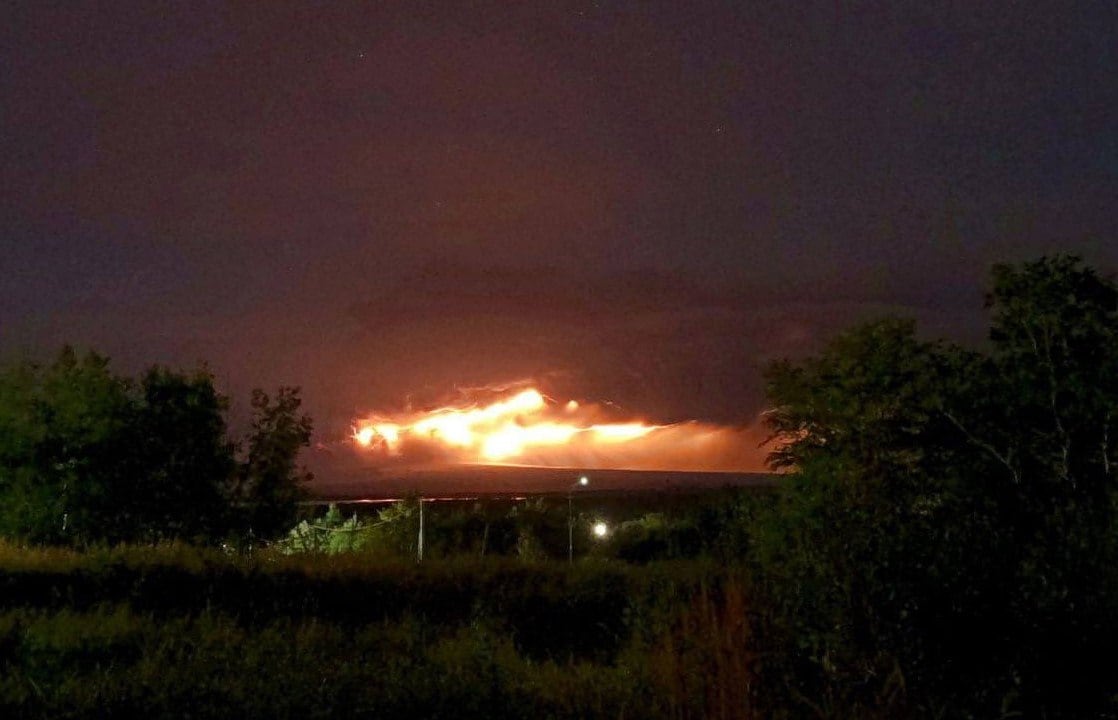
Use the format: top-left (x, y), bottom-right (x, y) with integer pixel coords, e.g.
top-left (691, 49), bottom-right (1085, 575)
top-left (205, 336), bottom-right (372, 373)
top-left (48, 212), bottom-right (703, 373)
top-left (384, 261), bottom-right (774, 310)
top-left (1, 255), bottom-right (1116, 718)
top-left (0, 354), bottom-right (312, 545)
top-left (0, 543), bottom-right (746, 719)
top-left (283, 491), bottom-right (752, 563)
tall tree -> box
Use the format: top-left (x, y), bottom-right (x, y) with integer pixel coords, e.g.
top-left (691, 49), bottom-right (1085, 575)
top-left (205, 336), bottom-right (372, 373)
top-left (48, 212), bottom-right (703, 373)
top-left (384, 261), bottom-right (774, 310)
top-left (235, 387), bottom-right (314, 540)
top-left (760, 320), bottom-right (973, 715)
top-left (755, 256), bottom-right (1118, 717)
top-left (127, 366), bottom-right (236, 542)
top-left (972, 257), bottom-right (1118, 712)
top-left (0, 349), bottom-right (315, 546)
top-left (0, 348), bottom-right (134, 544)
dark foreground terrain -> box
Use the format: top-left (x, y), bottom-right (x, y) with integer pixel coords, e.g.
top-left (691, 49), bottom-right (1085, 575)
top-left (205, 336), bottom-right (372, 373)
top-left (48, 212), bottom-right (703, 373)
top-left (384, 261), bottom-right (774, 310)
top-left (0, 542), bottom-right (749, 720)
top-left (308, 464), bottom-right (775, 500)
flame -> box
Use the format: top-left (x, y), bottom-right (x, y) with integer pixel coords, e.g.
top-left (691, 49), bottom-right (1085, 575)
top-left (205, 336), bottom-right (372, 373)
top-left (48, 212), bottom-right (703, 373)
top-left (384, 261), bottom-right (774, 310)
top-left (351, 384), bottom-right (768, 472)
top-left (353, 387), bottom-right (663, 462)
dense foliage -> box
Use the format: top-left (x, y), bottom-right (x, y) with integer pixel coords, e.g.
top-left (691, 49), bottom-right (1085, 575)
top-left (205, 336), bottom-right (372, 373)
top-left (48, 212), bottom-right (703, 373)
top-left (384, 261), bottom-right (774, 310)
top-left (0, 542), bottom-right (744, 720)
top-left (233, 387), bottom-right (315, 539)
top-left (279, 492), bottom-right (753, 564)
top-left (756, 255), bottom-right (1118, 717)
top-left (0, 351), bottom-right (313, 546)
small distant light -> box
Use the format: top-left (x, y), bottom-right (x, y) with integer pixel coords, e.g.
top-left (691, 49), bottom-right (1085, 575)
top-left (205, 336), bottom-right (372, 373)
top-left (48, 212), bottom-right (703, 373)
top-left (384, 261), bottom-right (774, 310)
top-left (592, 522), bottom-right (608, 538)
top-left (578, 476), bottom-right (589, 486)
top-left (566, 400), bottom-right (579, 412)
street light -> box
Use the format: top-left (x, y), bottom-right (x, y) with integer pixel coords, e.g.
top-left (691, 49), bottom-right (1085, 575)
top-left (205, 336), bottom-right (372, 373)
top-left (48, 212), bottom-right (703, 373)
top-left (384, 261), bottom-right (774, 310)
top-left (592, 521), bottom-right (609, 538)
top-left (568, 475), bottom-right (589, 563)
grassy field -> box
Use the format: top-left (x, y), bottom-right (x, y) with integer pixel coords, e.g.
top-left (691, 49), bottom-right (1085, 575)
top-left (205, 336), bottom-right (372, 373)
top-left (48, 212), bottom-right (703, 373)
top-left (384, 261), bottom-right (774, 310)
top-left (0, 541), bottom-right (756, 719)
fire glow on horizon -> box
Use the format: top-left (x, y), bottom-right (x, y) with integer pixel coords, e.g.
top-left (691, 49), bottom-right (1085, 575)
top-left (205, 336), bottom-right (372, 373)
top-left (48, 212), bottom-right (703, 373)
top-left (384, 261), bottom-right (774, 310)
top-left (351, 385), bottom-right (768, 472)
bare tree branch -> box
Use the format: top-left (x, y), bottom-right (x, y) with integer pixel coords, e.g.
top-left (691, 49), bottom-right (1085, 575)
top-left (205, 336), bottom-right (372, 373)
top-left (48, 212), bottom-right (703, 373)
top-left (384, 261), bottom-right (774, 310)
top-left (1103, 411), bottom-right (1112, 478)
top-left (942, 411), bottom-right (1020, 484)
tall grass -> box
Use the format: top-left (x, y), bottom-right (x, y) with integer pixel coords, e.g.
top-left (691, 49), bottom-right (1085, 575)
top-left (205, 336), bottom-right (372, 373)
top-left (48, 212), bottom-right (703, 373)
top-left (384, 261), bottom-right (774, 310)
top-left (0, 541), bottom-right (757, 719)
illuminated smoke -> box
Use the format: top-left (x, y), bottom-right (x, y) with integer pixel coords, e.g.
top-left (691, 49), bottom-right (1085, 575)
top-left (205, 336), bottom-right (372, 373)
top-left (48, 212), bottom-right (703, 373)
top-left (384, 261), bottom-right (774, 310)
top-left (351, 384), bottom-right (766, 472)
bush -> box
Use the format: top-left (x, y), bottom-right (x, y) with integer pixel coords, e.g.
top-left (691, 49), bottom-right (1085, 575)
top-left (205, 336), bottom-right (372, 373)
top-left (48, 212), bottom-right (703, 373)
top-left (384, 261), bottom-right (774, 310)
top-left (0, 543), bottom-right (751, 719)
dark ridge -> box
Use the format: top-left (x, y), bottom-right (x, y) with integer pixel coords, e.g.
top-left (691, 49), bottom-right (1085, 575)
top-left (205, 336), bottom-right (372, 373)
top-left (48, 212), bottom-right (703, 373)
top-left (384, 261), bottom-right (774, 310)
top-left (308, 464), bottom-right (778, 502)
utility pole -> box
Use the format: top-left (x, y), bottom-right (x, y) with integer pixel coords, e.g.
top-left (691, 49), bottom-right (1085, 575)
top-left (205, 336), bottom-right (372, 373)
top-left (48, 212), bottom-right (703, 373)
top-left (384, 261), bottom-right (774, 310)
top-left (417, 497), bottom-right (424, 562)
top-left (568, 493), bottom-right (573, 564)
top-left (568, 475), bottom-right (589, 564)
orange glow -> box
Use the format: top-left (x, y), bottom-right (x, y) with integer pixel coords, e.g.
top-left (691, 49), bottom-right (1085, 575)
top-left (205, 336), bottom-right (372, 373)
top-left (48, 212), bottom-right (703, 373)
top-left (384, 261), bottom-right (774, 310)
top-left (354, 426), bottom-right (376, 446)
top-left (351, 384), bottom-right (769, 472)
top-left (353, 387), bottom-right (664, 461)
top-left (589, 423), bottom-right (656, 442)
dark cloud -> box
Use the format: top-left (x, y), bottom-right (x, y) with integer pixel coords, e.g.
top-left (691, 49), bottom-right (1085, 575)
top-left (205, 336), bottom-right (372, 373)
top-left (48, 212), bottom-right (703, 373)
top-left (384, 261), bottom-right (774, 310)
top-left (340, 262), bottom-right (987, 427)
top-left (2, 1), bottom-right (1116, 472)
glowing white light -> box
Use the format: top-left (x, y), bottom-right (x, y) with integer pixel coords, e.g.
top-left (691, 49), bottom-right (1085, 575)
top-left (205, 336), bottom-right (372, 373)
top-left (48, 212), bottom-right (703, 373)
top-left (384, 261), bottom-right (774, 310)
top-left (578, 476), bottom-right (589, 486)
top-left (592, 522), bottom-right (608, 538)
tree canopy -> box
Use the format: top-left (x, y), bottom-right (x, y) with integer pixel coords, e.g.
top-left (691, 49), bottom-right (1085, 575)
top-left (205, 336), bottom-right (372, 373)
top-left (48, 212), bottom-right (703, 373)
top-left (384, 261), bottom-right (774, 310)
top-left (756, 255), bottom-right (1118, 718)
top-left (0, 349), bottom-right (313, 546)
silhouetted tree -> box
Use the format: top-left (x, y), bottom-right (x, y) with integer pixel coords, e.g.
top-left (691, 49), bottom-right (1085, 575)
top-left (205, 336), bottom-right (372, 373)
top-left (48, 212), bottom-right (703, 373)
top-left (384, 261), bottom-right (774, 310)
top-left (0, 349), bottom-right (315, 546)
top-left (754, 255), bottom-right (1118, 718)
top-left (0, 348), bottom-right (133, 544)
top-left (127, 366), bottom-right (236, 541)
top-left (947, 256), bottom-right (1118, 713)
top-left (234, 387), bottom-right (313, 540)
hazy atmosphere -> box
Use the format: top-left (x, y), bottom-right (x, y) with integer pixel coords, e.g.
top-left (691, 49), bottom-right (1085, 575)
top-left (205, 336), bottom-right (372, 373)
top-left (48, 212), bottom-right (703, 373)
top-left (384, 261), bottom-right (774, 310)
top-left (4, 3), bottom-right (1118, 718)
top-left (4, 2), bottom-right (1116, 474)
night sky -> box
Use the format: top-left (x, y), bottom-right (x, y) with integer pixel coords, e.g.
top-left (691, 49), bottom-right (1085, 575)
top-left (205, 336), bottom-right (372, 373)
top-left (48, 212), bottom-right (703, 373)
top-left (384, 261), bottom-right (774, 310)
top-left (2, 2), bottom-right (1116, 466)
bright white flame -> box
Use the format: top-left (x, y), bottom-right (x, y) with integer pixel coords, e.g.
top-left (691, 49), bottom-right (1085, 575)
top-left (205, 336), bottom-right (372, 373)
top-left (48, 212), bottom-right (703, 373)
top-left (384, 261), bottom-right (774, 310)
top-left (353, 387), bottom-right (665, 463)
top-left (351, 384), bottom-right (769, 472)
top-left (590, 423), bottom-right (655, 442)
